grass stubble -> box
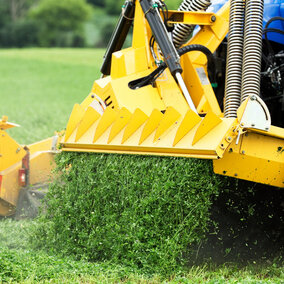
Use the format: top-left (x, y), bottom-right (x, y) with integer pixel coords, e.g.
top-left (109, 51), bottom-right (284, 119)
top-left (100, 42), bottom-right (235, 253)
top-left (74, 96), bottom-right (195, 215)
top-left (0, 219), bottom-right (283, 283)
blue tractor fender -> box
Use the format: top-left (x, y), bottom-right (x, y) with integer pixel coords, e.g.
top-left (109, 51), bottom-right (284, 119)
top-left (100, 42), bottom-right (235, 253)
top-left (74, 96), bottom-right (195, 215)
top-left (208, 0), bottom-right (284, 45)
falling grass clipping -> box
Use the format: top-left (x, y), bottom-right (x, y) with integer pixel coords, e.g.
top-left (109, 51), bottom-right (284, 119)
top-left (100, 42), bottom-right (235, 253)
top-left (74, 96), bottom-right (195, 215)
top-left (33, 152), bottom-right (227, 275)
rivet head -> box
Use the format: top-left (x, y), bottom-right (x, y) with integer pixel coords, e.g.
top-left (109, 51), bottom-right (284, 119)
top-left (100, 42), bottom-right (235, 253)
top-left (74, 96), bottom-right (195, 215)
top-left (211, 15), bottom-right (216, 22)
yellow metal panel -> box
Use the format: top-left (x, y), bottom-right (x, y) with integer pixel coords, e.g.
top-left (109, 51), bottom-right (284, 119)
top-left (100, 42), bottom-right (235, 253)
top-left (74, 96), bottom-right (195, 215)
top-left (0, 147), bottom-right (56, 216)
top-left (111, 51), bottom-right (127, 79)
top-left (0, 116), bottom-right (19, 130)
top-left (0, 130), bottom-right (26, 171)
top-left (111, 47), bottom-right (149, 79)
top-left (181, 57), bottom-right (221, 115)
top-left (93, 108), bottom-right (117, 143)
top-left (0, 199), bottom-right (15, 217)
top-left (125, 47), bottom-right (149, 76)
top-left (132, 0), bottom-right (152, 66)
top-left (108, 108), bottom-right (132, 143)
top-left (62, 116), bottom-right (237, 160)
top-left (192, 111), bottom-right (222, 145)
top-left (93, 81), bottom-right (118, 110)
top-left (173, 109), bottom-right (202, 146)
top-left (65, 104), bottom-right (85, 141)
top-left (62, 143), bottom-right (218, 159)
top-left (122, 108), bottom-right (148, 144)
top-left (0, 160), bottom-right (22, 207)
top-left (156, 69), bottom-right (189, 115)
top-left (167, 11), bottom-right (215, 25)
top-left (82, 78), bottom-right (117, 111)
top-left (134, 47), bottom-right (149, 73)
top-left (75, 107), bottom-right (100, 142)
top-left (29, 151), bottom-right (56, 185)
top-left (139, 109), bottom-right (163, 145)
top-left (109, 71), bottom-right (166, 114)
top-left (249, 125), bottom-right (284, 140)
top-left (83, 77), bottom-right (112, 108)
top-left (210, 2), bottom-right (230, 40)
top-left (181, 56), bottom-right (204, 109)
top-left (213, 132), bottom-right (284, 188)
top-left (188, 1), bottom-right (229, 59)
top-left (237, 96), bottom-right (249, 122)
top-left (154, 107), bottom-right (181, 142)
top-left (200, 83), bottom-right (222, 115)
top-left (178, 3), bottom-right (229, 115)
top-left (28, 137), bottom-right (55, 154)
top-left (196, 95), bottom-right (208, 114)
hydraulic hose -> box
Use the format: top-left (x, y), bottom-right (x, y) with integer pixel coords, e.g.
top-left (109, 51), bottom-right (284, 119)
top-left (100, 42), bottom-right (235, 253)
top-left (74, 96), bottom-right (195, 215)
top-left (129, 44), bottom-right (214, 89)
top-left (263, 17), bottom-right (284, 56)
top-left (178, 44), bottom-right (215, 80)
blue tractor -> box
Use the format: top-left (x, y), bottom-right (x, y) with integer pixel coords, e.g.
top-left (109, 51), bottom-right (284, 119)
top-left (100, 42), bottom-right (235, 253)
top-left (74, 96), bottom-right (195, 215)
top-left (208, 0), bottom-right (284, 127)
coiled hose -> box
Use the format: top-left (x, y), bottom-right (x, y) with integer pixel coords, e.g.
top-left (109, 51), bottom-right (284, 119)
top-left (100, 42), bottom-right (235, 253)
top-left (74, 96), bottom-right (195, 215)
top-left (172, 0), bottom-right (211, 48)
top-left (241, 0), bottom-right (264, 102)
top-left (224, 0), bottom-right (245, 118)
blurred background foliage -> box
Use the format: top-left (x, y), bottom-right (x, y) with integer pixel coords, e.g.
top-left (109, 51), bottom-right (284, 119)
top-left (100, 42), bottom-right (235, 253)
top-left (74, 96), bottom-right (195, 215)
top-left (0, 0), bottom-right (181, 48)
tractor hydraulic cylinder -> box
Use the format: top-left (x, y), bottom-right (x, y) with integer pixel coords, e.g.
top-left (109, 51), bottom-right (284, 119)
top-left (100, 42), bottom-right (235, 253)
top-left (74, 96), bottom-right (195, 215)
top-left (139, 0), bottom-right (182, 76)
top-left (100, 1), bottom-right (135, 76)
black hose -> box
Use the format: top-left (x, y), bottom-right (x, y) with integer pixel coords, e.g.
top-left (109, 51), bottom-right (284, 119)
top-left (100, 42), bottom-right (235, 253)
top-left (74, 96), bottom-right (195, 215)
top-left (263, 17), bottom-right (284, 57)
top-left (263, 28), bottom-right (284, 37)
top-left (264, 16), bottom-right (284, 30)
top-left (129, 44), bottom-right (215, 89)
top-left (128, 64), bottom-right (166, 89)
top-left (177, 44), bottom-right (215, 81)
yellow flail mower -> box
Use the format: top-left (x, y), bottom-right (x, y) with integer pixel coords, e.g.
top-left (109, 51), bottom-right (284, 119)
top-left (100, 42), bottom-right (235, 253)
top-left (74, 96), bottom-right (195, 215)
top-left (1, 0), bottom-right (284, 216)
top-left (0, 116), bottom-right (58, 216)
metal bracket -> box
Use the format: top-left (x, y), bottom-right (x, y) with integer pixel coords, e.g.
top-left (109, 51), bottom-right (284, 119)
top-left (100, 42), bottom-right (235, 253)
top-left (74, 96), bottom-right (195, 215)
top-left (237, 95), bottom-right (271, 132)
top-left (0, 116), bottom-right (20, 130)
top-left (51, 135), bottom-right (59, 151)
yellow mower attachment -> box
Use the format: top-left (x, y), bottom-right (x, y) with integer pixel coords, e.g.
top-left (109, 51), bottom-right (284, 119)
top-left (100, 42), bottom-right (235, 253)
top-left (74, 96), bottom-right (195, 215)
top-left (62, 0), bottom-right (284, 188)
top-left (63, 2), bottom-right (231, 157)
top-left (0, 116), bottom-right (58, 216)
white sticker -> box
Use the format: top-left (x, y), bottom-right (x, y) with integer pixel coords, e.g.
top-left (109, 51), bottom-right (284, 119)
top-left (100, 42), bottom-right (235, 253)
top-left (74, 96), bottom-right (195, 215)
top-left (196, 67), bottom-right (210, 85)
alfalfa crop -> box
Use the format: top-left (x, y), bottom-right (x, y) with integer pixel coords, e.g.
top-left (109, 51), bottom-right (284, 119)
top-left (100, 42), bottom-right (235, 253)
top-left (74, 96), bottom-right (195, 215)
top-left (32, 152), bottom-right (227, 275)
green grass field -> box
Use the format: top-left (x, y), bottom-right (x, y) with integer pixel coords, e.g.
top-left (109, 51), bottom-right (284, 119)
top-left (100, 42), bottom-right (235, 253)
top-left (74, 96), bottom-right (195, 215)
top-left (0, 48), bottom-right (104, 144)
top-left (0, 49), bottom-right (283, 283)
top-left (0, 219), bottom-right (283, 283)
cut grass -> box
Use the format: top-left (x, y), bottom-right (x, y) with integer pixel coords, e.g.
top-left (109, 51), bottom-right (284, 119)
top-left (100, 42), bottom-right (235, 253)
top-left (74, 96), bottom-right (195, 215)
top-left (0, 48), bottom-right (104, 144)
top-left (32, 153), bottom-right (225, 275)
top-left (0, 220), bottom-right (283, 283)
